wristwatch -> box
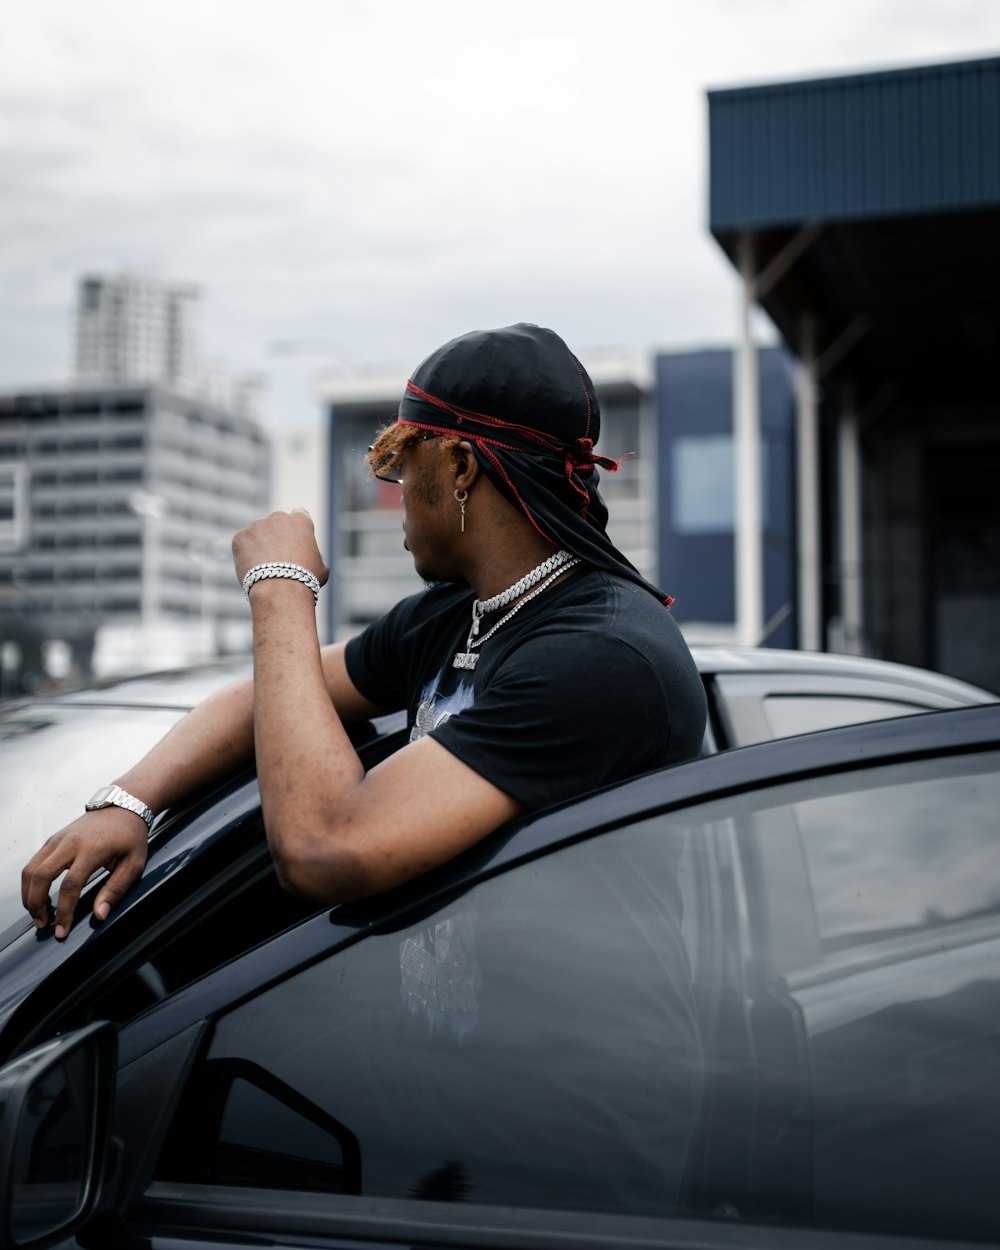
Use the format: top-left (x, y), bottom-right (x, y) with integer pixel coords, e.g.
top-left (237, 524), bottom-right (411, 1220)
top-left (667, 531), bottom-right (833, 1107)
top-left (86, 784), bottom-right (155, 831)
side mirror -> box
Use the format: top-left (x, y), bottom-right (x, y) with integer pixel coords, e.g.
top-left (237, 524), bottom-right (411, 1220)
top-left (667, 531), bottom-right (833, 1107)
top-left (0, 1022), bottom-right (116, 1249)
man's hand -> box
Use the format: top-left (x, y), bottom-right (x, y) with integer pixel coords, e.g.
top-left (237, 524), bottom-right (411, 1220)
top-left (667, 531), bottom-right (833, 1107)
top-left (21, 808), bottom-right (149, 940)
top-left (232, 509), bottom-right (329, 587)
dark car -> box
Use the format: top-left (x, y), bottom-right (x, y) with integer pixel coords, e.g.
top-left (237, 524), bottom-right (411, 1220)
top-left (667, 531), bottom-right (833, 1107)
top-left (0, 654), bottom-right (997, 1249)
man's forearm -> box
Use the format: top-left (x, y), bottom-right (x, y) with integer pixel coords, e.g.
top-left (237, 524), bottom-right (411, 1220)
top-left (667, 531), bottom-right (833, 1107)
top-left (116, 676), bottom-right (257, 814)
top-left (248, 582), bottom-right (368, 896)
top-left (20, 674), bottom-right (259, 937)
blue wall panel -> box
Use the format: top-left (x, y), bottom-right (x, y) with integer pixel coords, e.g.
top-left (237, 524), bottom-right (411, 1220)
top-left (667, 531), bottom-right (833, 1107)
top-left (656, 347), bottom-right (796, 647)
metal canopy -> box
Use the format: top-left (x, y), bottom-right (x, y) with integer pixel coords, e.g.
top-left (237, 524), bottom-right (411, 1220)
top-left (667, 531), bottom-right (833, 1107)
top-left (714, 208), bottom-right (1000, 406)
top-left (708, 55), bottom-right (1000, 406)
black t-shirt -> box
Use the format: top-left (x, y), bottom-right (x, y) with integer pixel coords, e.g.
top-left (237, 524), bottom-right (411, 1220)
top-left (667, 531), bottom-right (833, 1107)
top-left (344, 568), bottom-right (707, 811)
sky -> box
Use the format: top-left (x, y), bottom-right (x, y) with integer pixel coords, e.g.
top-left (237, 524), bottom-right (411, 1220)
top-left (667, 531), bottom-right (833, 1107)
top-left (2, 0), bottom-right (999, 428)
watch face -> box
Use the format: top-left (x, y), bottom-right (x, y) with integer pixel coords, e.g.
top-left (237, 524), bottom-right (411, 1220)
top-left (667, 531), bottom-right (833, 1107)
top-left (87, 785), bottom-right (116, 808)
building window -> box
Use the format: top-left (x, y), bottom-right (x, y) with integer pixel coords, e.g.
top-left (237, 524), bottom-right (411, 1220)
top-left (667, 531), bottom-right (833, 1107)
top-left (82, 279), bottom-right (102, 311)
top-left (672, 436), bottom-right (734, 533)
top-left (672, 436), bottom-right (771, 534)
top-left (111, 400), bottom-right (145, 416)
top-left (0, 465), bottom-right (28, 549)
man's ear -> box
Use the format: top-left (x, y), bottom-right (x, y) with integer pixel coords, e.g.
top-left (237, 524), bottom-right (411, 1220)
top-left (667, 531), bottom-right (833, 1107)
top-left (452, 440), bottom-right (480, 493)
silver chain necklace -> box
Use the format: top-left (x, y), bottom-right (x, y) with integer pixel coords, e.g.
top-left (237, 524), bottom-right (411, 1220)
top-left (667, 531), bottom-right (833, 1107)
top-left (453, 550), bottom-right (580, 670)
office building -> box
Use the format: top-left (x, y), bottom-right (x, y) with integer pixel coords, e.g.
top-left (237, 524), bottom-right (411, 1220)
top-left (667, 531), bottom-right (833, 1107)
top-left (0, 390), bottom-right (269, 679)
top-left (75, 272), bottom-right (201, 390)
top-left (0, 272), bottom-right (274, 683)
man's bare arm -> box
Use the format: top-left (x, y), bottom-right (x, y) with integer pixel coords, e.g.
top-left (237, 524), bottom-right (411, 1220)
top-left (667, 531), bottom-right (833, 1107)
top-left (20, 640), bottom-right (388, 937)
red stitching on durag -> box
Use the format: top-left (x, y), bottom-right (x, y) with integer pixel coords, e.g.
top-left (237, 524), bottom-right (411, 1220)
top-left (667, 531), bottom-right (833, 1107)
top-left (572, 358), bottom-right (592, 440)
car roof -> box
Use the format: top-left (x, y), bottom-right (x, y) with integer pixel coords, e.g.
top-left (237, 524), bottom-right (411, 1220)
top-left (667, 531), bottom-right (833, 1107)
top-left (0, 659), bottom-right (254, 713)
top-left (1, 647), bottom-right (993, 719)
top-left (688, 644), bottom-right (996, 702)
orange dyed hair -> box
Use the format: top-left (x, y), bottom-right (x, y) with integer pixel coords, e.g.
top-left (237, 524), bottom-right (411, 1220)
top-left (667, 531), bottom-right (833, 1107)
top-left (366, 422), bottom-right (462, 480)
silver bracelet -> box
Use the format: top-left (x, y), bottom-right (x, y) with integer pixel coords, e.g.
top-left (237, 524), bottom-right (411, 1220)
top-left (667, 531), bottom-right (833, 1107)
top-left (242, 562), bottom-right (321, 606)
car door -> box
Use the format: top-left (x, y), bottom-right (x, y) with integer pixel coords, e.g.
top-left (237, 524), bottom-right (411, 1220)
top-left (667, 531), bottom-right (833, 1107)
top-left (104, 808), bottom-right (711, 1247)
top-left (7, 706), bottom-right (996, 1249)
top-left (28, 705), bottom-right (989, 1250)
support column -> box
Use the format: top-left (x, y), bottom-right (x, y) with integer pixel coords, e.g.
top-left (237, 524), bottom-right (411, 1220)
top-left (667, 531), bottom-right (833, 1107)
top-left (734, 233), bottom-right (763, 647)
top-left (324, 404), bottom-right (339, 644)
top-left (796, 318), bottom-right (821, 651)
top-left (838, 391), bottom-right (864, 654)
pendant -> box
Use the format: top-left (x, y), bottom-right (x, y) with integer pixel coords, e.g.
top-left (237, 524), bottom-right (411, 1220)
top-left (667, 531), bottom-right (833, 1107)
top-left (453, 651), bottom-right (479, 670)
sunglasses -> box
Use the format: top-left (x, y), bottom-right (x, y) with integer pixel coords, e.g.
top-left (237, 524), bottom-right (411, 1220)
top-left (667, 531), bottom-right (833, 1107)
top-left (369, 432), bottom-right (440, 484)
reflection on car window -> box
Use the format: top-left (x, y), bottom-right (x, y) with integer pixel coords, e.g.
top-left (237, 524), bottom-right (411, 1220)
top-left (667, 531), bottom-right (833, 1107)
top-left (740, 749), bottom-right (1000, 1242)
top-left (792, 753), bottom-right (1000, 951)
top-left (159, 825), bottom-right (704, 1217)
top-left (763, 695), bottom-right (923, 739)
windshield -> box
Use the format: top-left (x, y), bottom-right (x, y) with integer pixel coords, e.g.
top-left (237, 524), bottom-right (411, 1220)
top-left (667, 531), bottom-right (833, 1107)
top-left (0, 703), bottom-right (187, 934)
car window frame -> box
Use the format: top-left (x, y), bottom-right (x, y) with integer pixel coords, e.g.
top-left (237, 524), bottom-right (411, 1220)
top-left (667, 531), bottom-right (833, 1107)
top-left (710, 671), bottom-right (972, 748)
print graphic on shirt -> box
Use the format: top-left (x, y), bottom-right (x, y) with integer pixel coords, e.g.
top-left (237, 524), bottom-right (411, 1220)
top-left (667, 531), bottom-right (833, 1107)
top-left (409, 671), bottom-right (475, 743)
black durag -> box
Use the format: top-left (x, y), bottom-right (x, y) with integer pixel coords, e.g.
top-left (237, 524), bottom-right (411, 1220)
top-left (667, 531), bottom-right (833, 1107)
top-left (397, 322), bottom-right (674, 606)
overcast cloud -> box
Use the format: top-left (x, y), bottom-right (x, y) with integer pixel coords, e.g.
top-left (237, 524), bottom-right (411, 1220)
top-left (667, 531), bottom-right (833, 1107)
top-left (2, 0), bottom-right (999, 426)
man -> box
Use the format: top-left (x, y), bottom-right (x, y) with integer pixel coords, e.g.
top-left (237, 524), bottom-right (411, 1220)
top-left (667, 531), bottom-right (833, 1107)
top-left (21, 323), bottom-right (706, 938)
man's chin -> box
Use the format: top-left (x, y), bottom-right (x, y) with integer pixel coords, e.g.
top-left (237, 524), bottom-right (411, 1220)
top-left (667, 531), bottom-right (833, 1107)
top-left (411, 553), bottom-right (461, 586)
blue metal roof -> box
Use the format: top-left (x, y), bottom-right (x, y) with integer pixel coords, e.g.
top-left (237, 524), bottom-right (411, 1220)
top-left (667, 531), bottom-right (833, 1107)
top-left (709, 56), bottom-right (1000, 231)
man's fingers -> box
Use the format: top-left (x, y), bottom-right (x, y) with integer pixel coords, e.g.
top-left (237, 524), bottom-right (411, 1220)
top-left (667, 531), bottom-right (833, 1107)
top-left (23, 884), bottom-right (52, 930)
top-left (232, 510), bottom-right (328, 586)
top-left (21, 833), bottom-right (59, 910)
top-left (21, 811), bottom-right (150, 940)
top-left (52, 861), bottom-right (101, 940)
top-left (21, 846), bottom-right (72, 929)
top-left (92, 852), bottom-right (146, 924)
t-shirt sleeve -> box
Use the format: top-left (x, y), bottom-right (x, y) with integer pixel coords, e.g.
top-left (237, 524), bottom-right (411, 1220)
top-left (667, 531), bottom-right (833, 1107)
top-left (429, 634), bottom-right (672, 810)
top-left (343, 590), bottom-right (425, 711)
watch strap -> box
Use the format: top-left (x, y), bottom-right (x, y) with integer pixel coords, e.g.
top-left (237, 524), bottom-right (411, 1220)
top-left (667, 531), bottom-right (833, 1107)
top-left (86, 784), bottom-right (155, 830)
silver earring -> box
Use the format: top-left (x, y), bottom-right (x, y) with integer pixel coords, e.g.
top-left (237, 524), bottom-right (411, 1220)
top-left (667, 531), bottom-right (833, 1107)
top-left (454, 488), bottom-right (469, 533)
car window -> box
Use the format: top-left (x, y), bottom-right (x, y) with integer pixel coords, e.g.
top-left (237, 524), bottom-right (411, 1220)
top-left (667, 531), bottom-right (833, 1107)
top-left (792, 754), bottom-right (1000, 953)
top-left (711, 672), bottom-right (968, 748)
top-left (146, 744), bottom-right (999, 1244)
top-left (762, 694), bottom-right (925, 738)
top-left (737, 748), bottom-right (1000, 1242)
top-left (156, 821), bottom-right (707, 1218)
